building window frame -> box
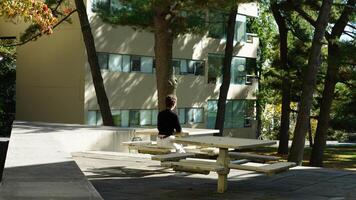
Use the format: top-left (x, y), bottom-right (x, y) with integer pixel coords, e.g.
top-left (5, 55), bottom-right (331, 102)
top-left (206, 99), bottom-right (256, 129)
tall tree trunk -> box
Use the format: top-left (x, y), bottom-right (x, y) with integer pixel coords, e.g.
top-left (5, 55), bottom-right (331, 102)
top-left (74, 0), bottom-right (114, 126)
top-left (272, 2), bottom-right (291, 154)
top-left (310, 0), bottom-right (354, 166)
top-left (308, 118), bottom-right (313, 147)
top-left (288, 0), bottom-right (333, 165)
top-left (215, 6), bottom-right (237, 136)
top-left (153, 4), bottom-right (176, 111)
top-left (256, 70), bottom-right (262, 138)
top-left (310, 44), bottom-right (338, 166)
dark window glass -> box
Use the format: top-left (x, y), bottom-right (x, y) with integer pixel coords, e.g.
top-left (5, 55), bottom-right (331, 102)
top-left (172, 60), bottom-right (181, 75)
top-left (194, 61), bottom-right (205, 76)
top-left (246, 58), bottom-right (257, 75)
top-left (129, 110), bottom-right (140, 126)
top-left (208, 54), bottom-right (223, 83)
top-left (97, 53), bottom-right (108, 69)
top-left (131, 56), bottom-right (141, 71)
top-left (206, 100), bottom-right (255, 129)
top-left (208, 11), bottom-right (226, 39)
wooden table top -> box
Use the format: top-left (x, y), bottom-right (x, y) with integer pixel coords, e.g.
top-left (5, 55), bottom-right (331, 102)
top-left (134, 128), bottom-right (219, 136)
top-left (174, 136), bottom-right (276, 149)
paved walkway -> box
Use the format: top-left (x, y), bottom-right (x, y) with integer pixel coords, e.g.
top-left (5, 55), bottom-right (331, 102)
top-left (0, 121), bottom-right (103, 199)
top-left (73, 151), bottom-right (356, 200)
top-left (2, 121), bottom-right (355, 200)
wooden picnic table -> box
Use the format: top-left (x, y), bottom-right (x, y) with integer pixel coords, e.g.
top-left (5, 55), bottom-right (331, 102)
top-left (174, 136), bottom-right (276, 193)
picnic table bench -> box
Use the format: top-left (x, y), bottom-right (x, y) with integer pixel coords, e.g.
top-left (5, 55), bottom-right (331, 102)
top-left (171, 136), bottom-right (296, 193)
top-left (228, 152), bottom-right (280, 163)
top-left (152, 152), bottom-right (196, 162)
top-left (123, 142), bottom-right (172, 154)
top-left (229, 161), bottom-right (296, 175)
top-left (124, 132), bottom-right (296, 193)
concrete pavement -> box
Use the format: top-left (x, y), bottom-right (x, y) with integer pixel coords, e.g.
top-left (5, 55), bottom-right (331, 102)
top-left (0, 121), bottom-right (104, 199)
top-left (1, 121), bottom-right (355, 200)
top-left (73, 151), bottom-right (356, 200)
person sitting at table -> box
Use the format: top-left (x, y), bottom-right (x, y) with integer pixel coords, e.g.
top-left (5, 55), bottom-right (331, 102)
top-left (157, 95), bottom-right (186, 153)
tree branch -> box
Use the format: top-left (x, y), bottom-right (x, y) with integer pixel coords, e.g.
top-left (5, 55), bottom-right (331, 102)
top-left (54, 0), bottom-right (65, 12)
top-left (292, 5), bottom-right (332, 39)
top-left (347, 23), bottom-right (356, 29)
top-left (343, 31), bottom-right (355, 38)
top-left (330, 0), bottom-right (356, 38)
top-left (4, 9), bottom-right (77, 47)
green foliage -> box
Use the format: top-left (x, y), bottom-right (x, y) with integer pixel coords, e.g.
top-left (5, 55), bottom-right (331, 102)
top-left (93, 0), bottom-right (207, 36)
top-left (253, 0), bottom-right (355, 140)
top-left (329, 130), bottom-right (349, 142)
top-left (0, 41), bottom-right (16, 137)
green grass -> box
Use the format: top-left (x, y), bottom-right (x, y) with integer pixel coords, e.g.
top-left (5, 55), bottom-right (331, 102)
top-left (241, 146), bottom-right (356, 171)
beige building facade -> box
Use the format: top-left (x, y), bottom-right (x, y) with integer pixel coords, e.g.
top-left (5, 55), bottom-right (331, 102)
top-left (0, 1), bottom-right (260, 138)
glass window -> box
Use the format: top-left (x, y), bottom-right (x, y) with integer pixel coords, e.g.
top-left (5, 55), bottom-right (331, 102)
top-left (208, 55), bottom-right (248, 84)
top-left (194, 108), bottom-right (203, 123)
top-left (97, 53), bottom-right (108, 69)
top-left (186, 108), bottom-right (203, 124)
top-left (109, 54), bottom-right (122, 72)
top-left (246, 58), bottom-right (257, 75)
top-left (232, 101), bottom-right (245, 128)
top-left (180, 59), bottom-right (188, 74)
top-left (224, 101), bottom-right (234, 128)
top-left (231, 57), bottom-right (246, 84)
top-left (131, 56), bottom-right (141, 72)
top-left (141, 57), bottom-right (153, 73)
top-left (140, 110), bottom-right (151, 126)
top-left (121, 110), bottom-right (129, 127)
top-left (178, 108), bottom-right (186, 124)
top-left (122, 55), bottom-right (131, 72)
top-left (244, 101), bottom-right (255, 127)
top-left (187, 60), bottom-right (195, 74)
top-left (151, 110), bottom-right (158, 125)
top-left (194, 61), bottom-right (205, 76)
top-left (129, 110), bottom-right (140, 126)
top-left (112, 110), bottom-right (121, 126)
top-left (96, 111), bottom-right (103, 126)
top-left (208, 54), bottom-right (223, 83)
top-left (87, 111), bottom-right (97, 125)
top-left (235, 14), bottom-right (247, 42)
top-left (207, 101), bottom-right (217, 128)
top-left (172, 59), bottom-right (181, 75)
top-left (206, 100), bottom-right (255, 129)
top-left (208, 11), bottom-right (226, 39)
top-left (186, 108), bottom-right (195, 123)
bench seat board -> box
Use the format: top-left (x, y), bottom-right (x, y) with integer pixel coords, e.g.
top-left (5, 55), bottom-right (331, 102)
top-left (151, 153), bottom-right (196, 161)
top-left (162, 160), bottom-right (225, 174)
top-left (229, 162), bottom-right (296, 175)
top-left (257, 162), bottom-right (296, 174)
top-left (137, 146), bottom-right (171, 155)
top-left (229, 152), bottom-right (280, 162)
top-left (230, 159), bottom-right (250, 165)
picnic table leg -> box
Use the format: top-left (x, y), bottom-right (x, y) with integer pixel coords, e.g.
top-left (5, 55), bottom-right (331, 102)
top-left (216, 148), bottom-right (230, 193)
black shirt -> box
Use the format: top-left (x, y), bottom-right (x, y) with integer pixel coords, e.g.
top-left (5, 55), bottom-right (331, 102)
top-left (157, 109), bottom-right (182, 137)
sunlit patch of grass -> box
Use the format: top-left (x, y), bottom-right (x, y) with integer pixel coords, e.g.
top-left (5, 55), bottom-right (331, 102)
top-left (241, 146), bottom-right (356, 171)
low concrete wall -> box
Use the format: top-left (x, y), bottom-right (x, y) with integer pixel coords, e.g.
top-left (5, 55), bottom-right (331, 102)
top-left (54, 129), bottom-right (151, 153)
top-left (11, 121), bottom-right (150, 154)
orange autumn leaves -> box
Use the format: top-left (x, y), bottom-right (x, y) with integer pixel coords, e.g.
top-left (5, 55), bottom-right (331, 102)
top-left (0, 0), bottom-right (57, 34)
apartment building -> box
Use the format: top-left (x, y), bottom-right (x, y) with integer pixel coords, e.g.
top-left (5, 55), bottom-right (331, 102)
top-left (0, 1), bottom-right (259, 138)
